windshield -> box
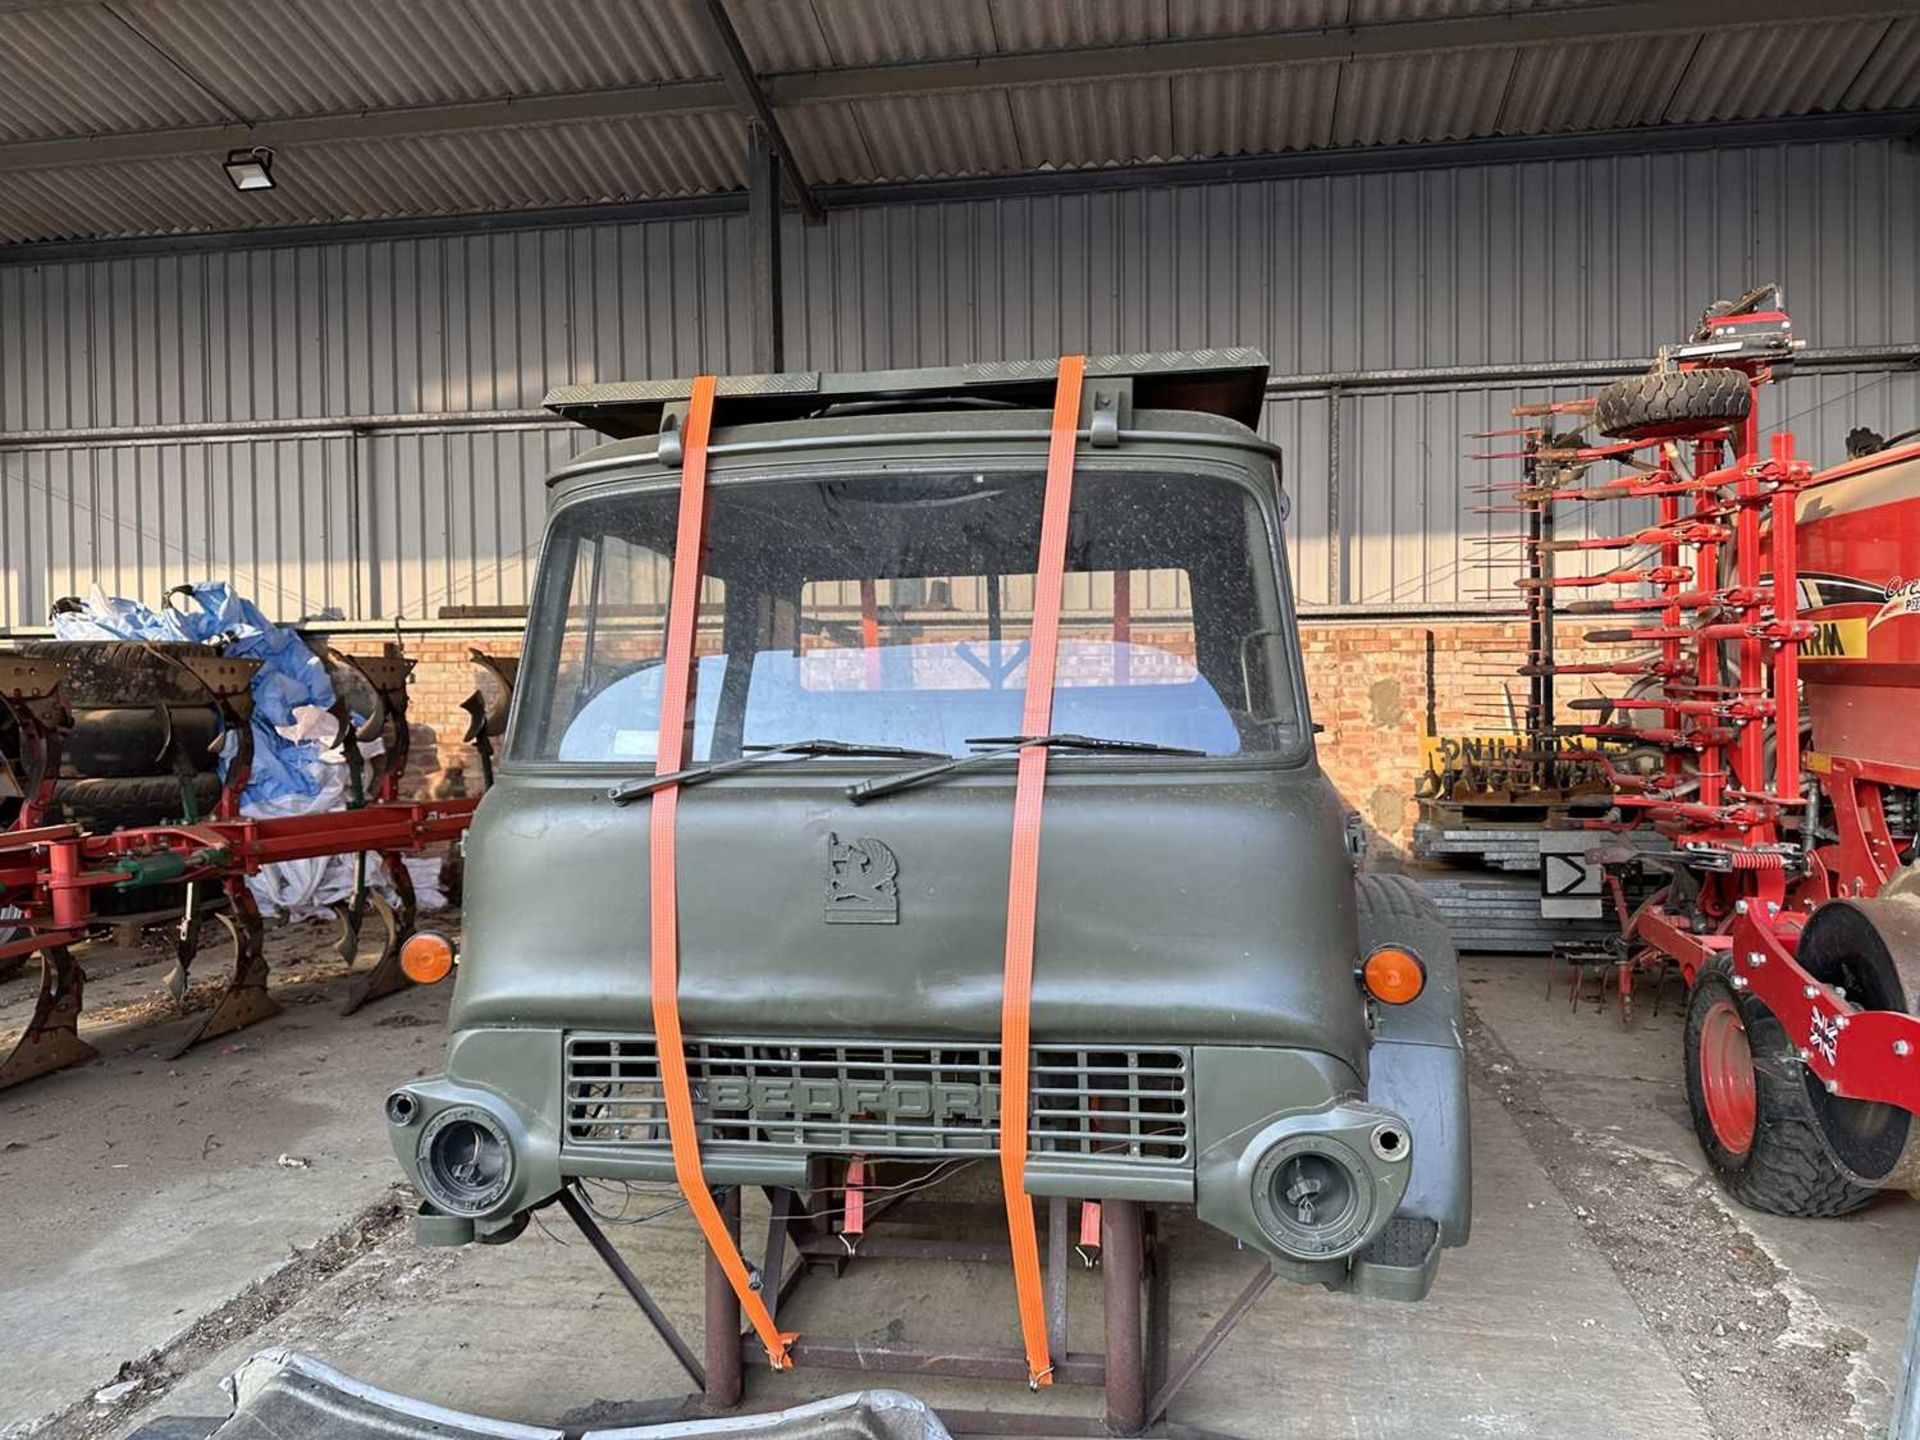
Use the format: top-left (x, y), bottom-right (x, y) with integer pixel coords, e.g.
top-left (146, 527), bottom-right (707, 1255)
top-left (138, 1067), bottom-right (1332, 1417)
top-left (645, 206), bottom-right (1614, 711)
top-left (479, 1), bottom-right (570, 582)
top-left (512, 467), bottom-right (1304, 765)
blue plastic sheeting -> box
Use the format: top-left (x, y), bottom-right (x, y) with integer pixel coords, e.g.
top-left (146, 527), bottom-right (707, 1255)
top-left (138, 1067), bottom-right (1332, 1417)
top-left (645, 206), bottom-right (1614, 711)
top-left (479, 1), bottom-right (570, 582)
top-left (51, 583), bottom-right (340, 809)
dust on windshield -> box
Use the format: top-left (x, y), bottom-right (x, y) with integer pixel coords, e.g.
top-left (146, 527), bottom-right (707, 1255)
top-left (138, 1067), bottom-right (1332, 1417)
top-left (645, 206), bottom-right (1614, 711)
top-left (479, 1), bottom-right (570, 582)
top-left (511, 468), bottom-right (1304, 766)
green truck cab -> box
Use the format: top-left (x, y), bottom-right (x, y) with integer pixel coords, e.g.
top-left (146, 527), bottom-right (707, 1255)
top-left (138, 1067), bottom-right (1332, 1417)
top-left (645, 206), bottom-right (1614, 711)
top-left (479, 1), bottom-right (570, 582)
top-left (386, 351), bottom-right (1470, 1301)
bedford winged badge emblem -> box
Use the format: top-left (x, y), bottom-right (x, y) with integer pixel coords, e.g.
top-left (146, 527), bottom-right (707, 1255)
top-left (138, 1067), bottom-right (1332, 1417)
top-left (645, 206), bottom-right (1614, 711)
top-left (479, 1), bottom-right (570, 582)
top-left (824, 832), bottom-right (899, 924)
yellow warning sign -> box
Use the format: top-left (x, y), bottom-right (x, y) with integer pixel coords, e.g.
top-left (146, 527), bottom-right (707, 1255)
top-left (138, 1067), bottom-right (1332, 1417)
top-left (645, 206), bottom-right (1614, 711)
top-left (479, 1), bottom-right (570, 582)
top-left (1802, 617), bottom-right (1869, 660)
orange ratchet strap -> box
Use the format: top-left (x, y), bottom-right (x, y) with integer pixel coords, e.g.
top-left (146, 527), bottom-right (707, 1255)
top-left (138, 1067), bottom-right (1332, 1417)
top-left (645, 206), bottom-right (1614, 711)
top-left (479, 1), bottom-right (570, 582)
top-left (1000, 353), bottom-right (1086, 1388)
top-left (649, 374), bottom-right (798, 1369)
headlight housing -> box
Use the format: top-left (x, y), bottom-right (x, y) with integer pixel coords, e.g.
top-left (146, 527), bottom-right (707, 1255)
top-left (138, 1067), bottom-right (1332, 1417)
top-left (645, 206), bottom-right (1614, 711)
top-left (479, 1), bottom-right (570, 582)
top-left (416, 1105), bottom-right (515, 1216)
top-left (1196, 1097), bottom-right (1414, 1282)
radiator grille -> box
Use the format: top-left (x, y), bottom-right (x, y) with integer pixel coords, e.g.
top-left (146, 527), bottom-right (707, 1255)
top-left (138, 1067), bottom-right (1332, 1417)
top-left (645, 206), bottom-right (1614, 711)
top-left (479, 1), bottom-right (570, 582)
top-left (562, 1035), bottom-right (1191, 1167)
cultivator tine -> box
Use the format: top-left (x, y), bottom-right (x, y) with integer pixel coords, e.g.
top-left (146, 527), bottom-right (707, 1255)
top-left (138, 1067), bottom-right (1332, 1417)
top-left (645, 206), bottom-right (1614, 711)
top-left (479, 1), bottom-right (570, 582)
top-left (332, 851), bottom-right (371, 970)
top-left (1537, 523), bottom-right (1730, 554)
top-left (0, 946), bottom-right (97, 1088)
top-left (1563, 591), bottom-right (1719, 614)
top-left (1512, 399), bottom-right (1596, 417)
top-left (342, 852), bottom-right (415, 1014)
top-left (1517, 565), bottom-right (1694, 590)
top-left (1583, 627), bottom-right (1691, 644)
top-left (162, 878), bottom-right (209, 1003)
top-left (165, 879), bottom-right (278, 1058)
top-left (1518, 660), bottom-right (1675, 679)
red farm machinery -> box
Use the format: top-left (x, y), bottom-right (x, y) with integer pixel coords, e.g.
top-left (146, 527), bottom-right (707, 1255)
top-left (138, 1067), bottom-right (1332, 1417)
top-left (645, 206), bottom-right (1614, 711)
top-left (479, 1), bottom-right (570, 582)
top-left (0, 637), bottom-right (513, 1089)
top-left (1503, 285), bottom-right (1920, 1216)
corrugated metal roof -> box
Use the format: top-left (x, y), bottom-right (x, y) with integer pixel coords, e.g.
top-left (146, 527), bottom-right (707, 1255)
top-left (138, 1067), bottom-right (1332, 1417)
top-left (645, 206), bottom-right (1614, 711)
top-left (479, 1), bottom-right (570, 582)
top-left (0, 114), bottom-right (747, 245)
top-left (1497, 35), bottom-right (1695, 134)
top-left (0, 3), bottom-right (1912, 245)
top-left (115, 0), bottom-right (391, 117)
top-left (1172, 63), bottom-right (1343, 156)
top-left (0, 5), bottom-right (231, 140)
top-left (1842, 16), bottom-right (1920, 110)
top-left (121, 0), bottom-right (719, 115)
top-left (780, 101), bottom-right (877, 185)
top-left (1667, 18), bottom-right (1901, 124)
top-left (461, 0), bottom-right (718, 90)
top-left (733, 0), bottom-right (1000, 69)
top-left (1332, 46), bottom-right (1517, 146)
top-left (1007, 77), bottom-right (1179, 169)
top-left (730, 0), bottom-right (1573, 71)
top-left (842, 91), bottom-right (1022, 181)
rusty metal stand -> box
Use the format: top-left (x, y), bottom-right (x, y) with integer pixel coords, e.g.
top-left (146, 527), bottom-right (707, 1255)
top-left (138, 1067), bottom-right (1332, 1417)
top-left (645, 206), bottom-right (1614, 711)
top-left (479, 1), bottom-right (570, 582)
top-left (705, 1185), bottom-right (746, 1411)
top-left (557, 1185), bottom-right (706, 1390)
top-left (1103, 1198), bottom-right (1145, 1434)
top-left (566, 1176), bottom-right (1264, 1437)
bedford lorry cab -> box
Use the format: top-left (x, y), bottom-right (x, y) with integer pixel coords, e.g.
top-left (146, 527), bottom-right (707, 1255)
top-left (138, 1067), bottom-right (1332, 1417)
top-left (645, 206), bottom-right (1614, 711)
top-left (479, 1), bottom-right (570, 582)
top-left (387, 351), bottom-right (1470, 1301)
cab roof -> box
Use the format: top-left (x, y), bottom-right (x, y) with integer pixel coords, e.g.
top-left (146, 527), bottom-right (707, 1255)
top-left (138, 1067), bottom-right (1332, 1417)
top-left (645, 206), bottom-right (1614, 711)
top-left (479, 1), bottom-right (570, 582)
top-left (543, 348), bottom-right (1269, 439)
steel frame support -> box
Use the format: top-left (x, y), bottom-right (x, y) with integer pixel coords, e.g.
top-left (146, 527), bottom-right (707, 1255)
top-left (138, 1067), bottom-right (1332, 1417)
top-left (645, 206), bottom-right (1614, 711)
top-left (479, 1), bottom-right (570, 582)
top-left (698, 0), bottom-right (823, 225)
top-left (4, 345), bottom-right (1912, 450)
top-left (558, 1186), bottom-right (707, 1390)
top-left (1103, 1199), bottom-right (1146, 1434)
top-left (746, 123), bottom-right (785, 374)
top-left (572, 1177), bottom-right (1277, 1434)
top-left (3, 4), bottom-right (1910, 179)
top-left (1145, 1269), bottom-right (1277, 1430)
top-left (704, 1186), bottom-right (745, 1410)
top-left (4, 111), bottom-right (1914, 268)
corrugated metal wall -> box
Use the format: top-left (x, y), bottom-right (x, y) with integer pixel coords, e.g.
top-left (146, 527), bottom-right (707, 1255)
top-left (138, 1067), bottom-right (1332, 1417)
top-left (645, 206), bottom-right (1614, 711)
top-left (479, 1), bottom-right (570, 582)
top-left (2, 136), bottom-right (1916, 629)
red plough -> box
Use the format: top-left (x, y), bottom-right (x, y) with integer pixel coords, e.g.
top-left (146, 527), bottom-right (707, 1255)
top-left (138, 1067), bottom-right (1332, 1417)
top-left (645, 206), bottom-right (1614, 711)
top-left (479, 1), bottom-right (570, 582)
top-left (0, 641), bottom-right (510, 1089)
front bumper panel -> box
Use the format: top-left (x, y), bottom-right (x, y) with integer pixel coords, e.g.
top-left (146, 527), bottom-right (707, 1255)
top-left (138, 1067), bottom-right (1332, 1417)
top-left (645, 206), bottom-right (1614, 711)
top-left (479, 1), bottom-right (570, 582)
top-left (388, 1029), bottom-right (1465, 1300)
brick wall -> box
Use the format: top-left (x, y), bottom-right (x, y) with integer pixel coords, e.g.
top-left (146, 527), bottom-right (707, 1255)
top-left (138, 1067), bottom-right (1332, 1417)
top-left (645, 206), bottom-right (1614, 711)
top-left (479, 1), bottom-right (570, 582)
top-left (378, 619), bottom-right (1598, 852)
top-left (330, 633), bottom-right (525, 804)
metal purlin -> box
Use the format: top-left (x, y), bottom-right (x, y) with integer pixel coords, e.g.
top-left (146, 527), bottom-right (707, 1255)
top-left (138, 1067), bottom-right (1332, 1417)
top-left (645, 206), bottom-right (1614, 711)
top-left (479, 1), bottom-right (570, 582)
top-left (1000, 353), bottom-right (1087, 1387)
top-left (647, 373), bottom-right (798, 1369)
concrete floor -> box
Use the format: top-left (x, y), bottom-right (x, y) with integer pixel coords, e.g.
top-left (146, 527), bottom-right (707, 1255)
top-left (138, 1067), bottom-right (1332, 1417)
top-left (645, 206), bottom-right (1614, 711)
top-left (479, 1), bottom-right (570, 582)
top-left (3, 933), bottom-right (1915, 1440)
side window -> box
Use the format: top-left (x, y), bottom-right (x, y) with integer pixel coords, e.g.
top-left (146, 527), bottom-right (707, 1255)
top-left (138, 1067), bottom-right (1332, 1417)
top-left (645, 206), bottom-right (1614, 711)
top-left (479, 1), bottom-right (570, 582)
top-left (530, 527), bottom-right (724, 762)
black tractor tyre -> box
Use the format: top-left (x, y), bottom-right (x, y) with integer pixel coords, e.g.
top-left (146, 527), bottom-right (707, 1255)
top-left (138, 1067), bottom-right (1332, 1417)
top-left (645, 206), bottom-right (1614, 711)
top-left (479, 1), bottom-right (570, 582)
top-left (1683, 958), bottom-right (1876, 1217)
top-left (49, 773), bottom-right (223, 832)
top-left (16, 640), bottom-right (227, 707)
top-left (63, 705), bottom-right (222, 778)
top-left (1593, 368), bottom-right (1752, 442)
top-left (1794, 900), bottom-right (1920, 1186)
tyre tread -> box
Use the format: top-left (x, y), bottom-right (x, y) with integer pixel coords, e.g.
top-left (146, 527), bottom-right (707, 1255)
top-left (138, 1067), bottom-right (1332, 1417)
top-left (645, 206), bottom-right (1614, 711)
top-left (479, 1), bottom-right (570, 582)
top-left (1594, 369), bottom-right (1751, 441)
top-left (1685, 961), bottom-right (1877, 1218)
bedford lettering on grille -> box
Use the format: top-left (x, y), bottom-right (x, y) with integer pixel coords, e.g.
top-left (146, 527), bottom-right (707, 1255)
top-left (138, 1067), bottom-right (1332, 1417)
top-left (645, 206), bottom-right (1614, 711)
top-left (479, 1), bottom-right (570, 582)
top-left (707, 1074), bottom-right (998, 1121)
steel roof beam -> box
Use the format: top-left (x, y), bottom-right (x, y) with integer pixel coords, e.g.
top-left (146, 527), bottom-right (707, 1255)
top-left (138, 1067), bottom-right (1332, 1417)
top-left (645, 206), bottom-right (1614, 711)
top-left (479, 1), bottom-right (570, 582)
top-left (3, 108), bottom-right (1916, 265)
top-left (765, 0), bottom-right (1920, 104)
top-left (698, 0), bottom-right (823, 224)
top-left (0, 81), bottom-right (734, 174)
top-left (0, 0), bottom-right (1914, 176)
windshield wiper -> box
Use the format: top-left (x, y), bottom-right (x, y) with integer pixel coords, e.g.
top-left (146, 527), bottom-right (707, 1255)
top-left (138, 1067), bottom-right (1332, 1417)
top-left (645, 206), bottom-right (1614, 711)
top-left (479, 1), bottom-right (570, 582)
top-left (608, 739), bottom-right (950, 804)
top-left (846, 733), bottom-right (1205, 805)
